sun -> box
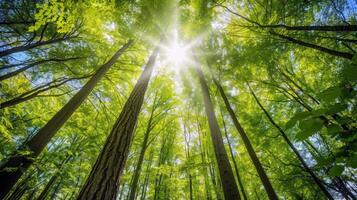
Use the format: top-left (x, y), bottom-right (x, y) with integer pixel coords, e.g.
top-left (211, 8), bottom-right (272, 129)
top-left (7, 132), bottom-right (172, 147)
top-left (160, 30), bottom-right (191, 69)
top-left (166, 41), bottom-right (187, 65)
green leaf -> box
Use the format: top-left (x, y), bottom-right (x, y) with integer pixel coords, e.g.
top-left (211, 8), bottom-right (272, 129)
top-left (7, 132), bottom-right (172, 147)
top-left (347, 155), bottom-right (357, 168)
top-left (327, 124), bottom-right (342, 136)
top-left (316, 157), bottom-right (334, 167)
top-left (325, 103), bottom-right (347, 115)
top-left (296, 118), bottom-right (324, 140)
top-left (328, 165), bottom-right (344, 177)
top-left (285, 111), bottom-right (311, 129)
top-left (317, 86), bottom-right (341, 103)
top-left (341, 62), bottom-right (357, 82)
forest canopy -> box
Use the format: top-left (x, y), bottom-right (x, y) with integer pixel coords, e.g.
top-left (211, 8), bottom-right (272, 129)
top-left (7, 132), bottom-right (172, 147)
top-left (0, 0), bottom-right (356, 199)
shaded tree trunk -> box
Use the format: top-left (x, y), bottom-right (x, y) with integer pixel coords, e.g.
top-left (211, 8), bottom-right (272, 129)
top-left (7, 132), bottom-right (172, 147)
top-left (76, 44), bottom-right (159, 200)
top-left (212, 77), bottom-right (278, 200)
top-left (247, 84), bottom-right (334, 200)
top-left (128, 93), bottom-right (159, 200)
top-left (193, 61), bottom-right (241, 200)
top-left (0, 40), bottom-right (132, 199)
top-left (220, 111), bottom-right (248, 200)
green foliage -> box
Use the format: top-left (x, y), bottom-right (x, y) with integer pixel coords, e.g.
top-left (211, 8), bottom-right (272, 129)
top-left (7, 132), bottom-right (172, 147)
top-left (0, 0), bottom-right (356, 199)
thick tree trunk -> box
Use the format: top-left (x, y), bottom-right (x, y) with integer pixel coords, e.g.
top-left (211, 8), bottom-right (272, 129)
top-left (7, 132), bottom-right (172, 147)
top-left (212, 77), bottom-right (278, 200)
top-left (221, 111), bottom-right (248, 200)
top-left (193, 62), bottom-right (241, 200)
top-left (270, 31), bottom-right (353, 59)
top-left (0, 57), bottom-right (80, 82)
top-left (76, 44), bottom-right (159, 200)
top-left (247, 84), bottom-right (334, 200)
top-left (0, 40), bottom-right (132, 199)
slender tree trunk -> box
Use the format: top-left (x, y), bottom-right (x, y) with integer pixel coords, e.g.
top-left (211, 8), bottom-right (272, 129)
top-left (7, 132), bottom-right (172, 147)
top-left (0, 75), bottom-right (90, 109)
top-left (220, 111), bottom-right (248, 200)
top-left (270, 31), bottom-right (353, 59)
top-left (128, 94), bottom-right (158, 200)
top-left (0, 40), bottom-right (132, 199)
top-left (220, 5), bottom-right (357, 32)
top-left (212, 77), bottom-right (278, 200)
top-left (266, 24), bottom-right (357, 32)
top-left (0, 57), bottom-right (80, 82)
top-left (36, 174), bottom-right (58, 200)
top-left (247, 84), bottom-right (334, 200)
top-left (0, 36), bottom-right (75, 58)
top-left (76, 44), bottom-right (159, 200)
top-left (140, 150), bottom-right (153, 200)
top-left (193, 61), bottom-right (241, 200)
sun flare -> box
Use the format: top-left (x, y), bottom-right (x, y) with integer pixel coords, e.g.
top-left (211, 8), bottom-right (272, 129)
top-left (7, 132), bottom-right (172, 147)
top-left (166, 41), bottom-right (187, 65)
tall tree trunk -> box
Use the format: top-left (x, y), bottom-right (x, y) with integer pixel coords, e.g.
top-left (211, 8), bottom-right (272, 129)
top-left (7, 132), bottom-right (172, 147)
top-left (212, 77), bottom-right (278, 200)
top-left (36, 174), bottom-right (58, 200)
top-left (193, 62), bottom-right (241, 200)
top-left (76, 44), bottom-right (159, 200)
top-left (0, 40), bottom-right (132, 199)
top-left (270, 31), bottom-right (353, 59)
top-left (36, 153), bottom-right (73, 200)
top-left (220, 111), bottom-right (248, 200)
top-left (128, 93), bottom-right (158, 200)
top-left (247, 84), bottom-right (334, 200)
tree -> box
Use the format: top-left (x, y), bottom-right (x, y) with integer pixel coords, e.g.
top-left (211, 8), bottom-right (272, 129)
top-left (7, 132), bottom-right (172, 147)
top-left (76, 43), bottom-right (160, 200)
top-left (0, 41), bottom-right (132, 199)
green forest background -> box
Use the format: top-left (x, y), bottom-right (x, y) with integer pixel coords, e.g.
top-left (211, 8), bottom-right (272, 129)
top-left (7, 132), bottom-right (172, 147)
top-left (0, 0), bottom-right (356, 199)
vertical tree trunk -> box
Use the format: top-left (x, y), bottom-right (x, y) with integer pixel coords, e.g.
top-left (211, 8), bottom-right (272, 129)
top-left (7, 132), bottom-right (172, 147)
top-left (220, 111), bottom-right (248, 200)
top-left (36, 174), bottom-right (58, 200)
top-left (36, 153), bottom-right (73, 200)
top-left (193, 62), bottom-right (241, 200)
top-left (128, 94), bottom-right (158, 200)
top-left (76, 44), bottom-right (159, 200)
top-left (0, 40), bottom-right (133, 199)
top-left (212, 77), bottom-right (278, 200)
top-left (247, 84), bottom-right (334, 200)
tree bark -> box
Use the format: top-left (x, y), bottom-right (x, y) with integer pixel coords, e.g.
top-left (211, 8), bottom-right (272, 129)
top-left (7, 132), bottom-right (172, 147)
top-left (221, 111), bottom-right (248, 200)
top-left (247, 84), bottom-right (334, 200)
top-left (0, 40), bottom-right (132, 199)
top-left (270, 31), bottom-right (354, 59)
top-left (76, 44), bottom-right (159, 200)
top-left (212, 77), bottom-right (278, 200)
top-left (193, 61), bottom-right (241, 200)
top-left (128, 93), bottom-right (159, 200)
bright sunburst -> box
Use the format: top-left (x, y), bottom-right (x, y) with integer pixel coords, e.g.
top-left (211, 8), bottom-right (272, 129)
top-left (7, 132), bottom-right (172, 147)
top-left (161, 30), bottom-right (190, 68)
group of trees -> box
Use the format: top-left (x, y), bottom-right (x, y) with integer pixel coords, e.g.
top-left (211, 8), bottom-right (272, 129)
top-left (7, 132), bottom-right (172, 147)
top-left (0, 0), bottom-right (356, 199)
